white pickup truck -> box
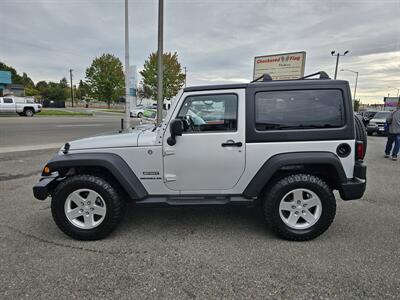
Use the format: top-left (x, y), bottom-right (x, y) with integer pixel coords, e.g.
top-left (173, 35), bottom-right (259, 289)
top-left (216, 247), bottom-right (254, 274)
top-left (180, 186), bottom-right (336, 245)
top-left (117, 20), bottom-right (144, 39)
top-left (0, 96), bottom-right (42, 116)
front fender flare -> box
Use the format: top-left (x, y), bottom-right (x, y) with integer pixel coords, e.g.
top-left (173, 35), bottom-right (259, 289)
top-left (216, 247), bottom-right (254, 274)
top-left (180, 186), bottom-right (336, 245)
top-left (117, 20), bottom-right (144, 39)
top-left (45, 153), bottom-right (148, 200)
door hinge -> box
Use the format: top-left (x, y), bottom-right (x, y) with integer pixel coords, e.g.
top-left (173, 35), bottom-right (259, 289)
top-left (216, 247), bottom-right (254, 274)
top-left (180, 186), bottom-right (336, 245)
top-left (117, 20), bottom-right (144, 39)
top-left (163, 148), bottom-right (176, 156)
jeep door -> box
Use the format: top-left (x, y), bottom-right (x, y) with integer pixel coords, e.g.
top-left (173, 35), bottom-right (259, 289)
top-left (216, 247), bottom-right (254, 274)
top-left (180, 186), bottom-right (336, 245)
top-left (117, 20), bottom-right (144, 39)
top-left (163, 89), bottom-right (246, 192)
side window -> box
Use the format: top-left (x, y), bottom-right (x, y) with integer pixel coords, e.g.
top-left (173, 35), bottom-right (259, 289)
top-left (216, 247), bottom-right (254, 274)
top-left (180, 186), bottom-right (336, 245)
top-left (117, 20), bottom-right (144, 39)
top-left (255, 90), bottom-right (345, 130)
top-left (3, 98), bottom-right (13, 104)
top-left (177, 94), bottom-right (238, 133)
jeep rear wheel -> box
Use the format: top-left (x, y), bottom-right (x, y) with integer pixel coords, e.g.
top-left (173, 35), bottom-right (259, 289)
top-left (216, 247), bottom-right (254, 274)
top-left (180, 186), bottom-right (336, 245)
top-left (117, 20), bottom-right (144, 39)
top-left (263, 174), bottom-right (336, 241)
top-left (51, 174), bottom-right (125, 240)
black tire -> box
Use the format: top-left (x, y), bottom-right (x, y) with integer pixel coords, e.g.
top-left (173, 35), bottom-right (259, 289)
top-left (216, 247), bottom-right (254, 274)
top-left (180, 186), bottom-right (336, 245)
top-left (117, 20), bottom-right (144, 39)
top-left (137, 112), bottom-right (143, 118)
top-left (24, 108), bottom-right (34, 117)
top-left (367, 132), bottom-right (372, 136)
top-left (263, 174), bottom-right (336, 241)
top-left (51, 174), bottom-right (125, 240)
top-left (354, 115), bottom-right (367, 156)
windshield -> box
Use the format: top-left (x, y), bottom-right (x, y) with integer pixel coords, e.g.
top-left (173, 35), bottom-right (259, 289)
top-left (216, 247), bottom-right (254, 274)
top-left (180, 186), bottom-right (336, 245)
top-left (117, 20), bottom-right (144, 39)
top-left (373, 112), bottom-right (391, 119)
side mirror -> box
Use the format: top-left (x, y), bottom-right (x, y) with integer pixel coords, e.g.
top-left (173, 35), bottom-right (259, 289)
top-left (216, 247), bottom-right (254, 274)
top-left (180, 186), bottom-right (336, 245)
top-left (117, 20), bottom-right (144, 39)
top-left (167, 119), bottom-right (183, 146)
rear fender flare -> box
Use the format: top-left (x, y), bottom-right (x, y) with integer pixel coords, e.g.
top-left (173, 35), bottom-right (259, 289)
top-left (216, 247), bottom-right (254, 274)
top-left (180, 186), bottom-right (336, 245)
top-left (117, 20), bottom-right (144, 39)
top-left (243, 152), bottom-right (347, 198)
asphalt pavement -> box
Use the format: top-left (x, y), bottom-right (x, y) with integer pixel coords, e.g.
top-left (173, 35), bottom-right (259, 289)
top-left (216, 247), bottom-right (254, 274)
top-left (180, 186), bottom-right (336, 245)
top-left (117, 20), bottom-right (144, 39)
top-left (0, 114), bottom-right (141, 152)
top-left (0, 135), bottom-right (399, 299)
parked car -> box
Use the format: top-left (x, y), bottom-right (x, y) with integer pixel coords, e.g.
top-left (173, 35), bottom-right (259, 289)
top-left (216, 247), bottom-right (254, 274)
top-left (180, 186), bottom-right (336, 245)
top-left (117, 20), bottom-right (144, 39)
top-left (33, 71), bottom-right (367, 241)
top-left (366, 111), bottom-right (392, 135)
top-left (130, 104), bottom-right (157, 118)
top-left (0, 96), bottom-right (42, 116)
top-left (360, 110), bottom-right (378, 126)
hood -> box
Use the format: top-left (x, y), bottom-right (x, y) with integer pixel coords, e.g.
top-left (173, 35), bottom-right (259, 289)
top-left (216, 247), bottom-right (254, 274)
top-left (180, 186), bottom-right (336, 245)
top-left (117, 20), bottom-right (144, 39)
top-left (67, 124), bottom-right (157, 151)
top-left (370, 118), bottom-right (387, 123)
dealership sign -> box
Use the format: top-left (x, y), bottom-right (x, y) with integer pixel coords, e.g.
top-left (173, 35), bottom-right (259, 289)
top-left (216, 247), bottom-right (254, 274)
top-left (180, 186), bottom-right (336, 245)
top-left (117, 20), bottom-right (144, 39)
top-left (253, 51), bottom-right (306, 80)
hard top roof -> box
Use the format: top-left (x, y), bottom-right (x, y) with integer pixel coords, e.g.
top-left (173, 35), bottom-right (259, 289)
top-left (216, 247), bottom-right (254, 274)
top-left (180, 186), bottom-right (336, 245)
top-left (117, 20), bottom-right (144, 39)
top-left (183, 79), bottom-right (348, 93)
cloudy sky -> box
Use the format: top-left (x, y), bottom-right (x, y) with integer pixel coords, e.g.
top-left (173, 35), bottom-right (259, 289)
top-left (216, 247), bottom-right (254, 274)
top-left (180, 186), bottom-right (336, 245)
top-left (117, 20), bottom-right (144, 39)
top-left (1, 0), bottom-right (399, 103)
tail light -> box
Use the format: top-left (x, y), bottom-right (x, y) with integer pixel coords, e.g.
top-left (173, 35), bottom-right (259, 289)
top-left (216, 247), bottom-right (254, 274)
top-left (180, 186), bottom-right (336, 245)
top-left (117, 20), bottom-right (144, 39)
top-left (356, 141), bottom-right (364, 160)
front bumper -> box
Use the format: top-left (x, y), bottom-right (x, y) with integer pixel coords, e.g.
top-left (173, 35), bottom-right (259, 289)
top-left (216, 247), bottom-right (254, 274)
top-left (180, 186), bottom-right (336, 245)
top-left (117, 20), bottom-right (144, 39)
top-left (33, 176), bottom-right (58, 200)
top-left (339, 162), bottom-right (367, 201)
top-left (367, 125), bottom-right (385, 134)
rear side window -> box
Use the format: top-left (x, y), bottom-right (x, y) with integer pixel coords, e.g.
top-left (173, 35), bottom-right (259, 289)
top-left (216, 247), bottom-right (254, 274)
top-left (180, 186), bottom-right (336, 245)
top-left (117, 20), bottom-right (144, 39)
top-left (255, 90), bottom-right (345, 130)
top-left (3, 98), bottom-right (13, 104)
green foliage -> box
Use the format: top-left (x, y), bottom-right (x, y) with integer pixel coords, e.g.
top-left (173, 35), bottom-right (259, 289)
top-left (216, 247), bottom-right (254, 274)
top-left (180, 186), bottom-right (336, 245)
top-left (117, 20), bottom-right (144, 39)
top-left (59, 77), bottom-right (69, 88)
top-left (0, 62), bottom-right (34, 88)
top-left (41, 82), bottom-right (67, 101)
top-left (354, 100), bottom-right (360, 112)
top-left (36, 81), bottom-right (48, 92)
top-left (140, 52), bottom-right (186, 101)
top-left (25, 87), bottom-right (40, 97)
top-left (137, 85), bottom-right (152, 100)
top-left (85, 54), bottom-right (125, 108)
top-left (76, 80), bottom-right (88, 100)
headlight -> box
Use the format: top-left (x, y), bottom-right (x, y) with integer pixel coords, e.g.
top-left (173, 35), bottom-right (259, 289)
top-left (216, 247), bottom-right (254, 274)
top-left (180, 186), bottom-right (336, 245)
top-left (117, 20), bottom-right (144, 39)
top-left (369, 122), bottom-right (376, 126)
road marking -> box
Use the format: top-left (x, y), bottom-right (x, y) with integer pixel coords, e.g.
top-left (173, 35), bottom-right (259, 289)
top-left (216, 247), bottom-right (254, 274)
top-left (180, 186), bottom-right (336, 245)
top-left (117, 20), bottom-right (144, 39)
top-left (55, 124), bottom-right (105, 128)
top-left (0, 143), bottom-right (61, 154)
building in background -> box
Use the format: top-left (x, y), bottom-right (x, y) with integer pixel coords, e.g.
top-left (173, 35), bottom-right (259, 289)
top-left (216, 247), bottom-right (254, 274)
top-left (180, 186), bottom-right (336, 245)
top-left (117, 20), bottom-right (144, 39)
top-left (2, 84), bottom-right (25, 97)
top-left (0, 71), bottom-right (12, 96)
top-left (384, 96), bottom-right (400, 111)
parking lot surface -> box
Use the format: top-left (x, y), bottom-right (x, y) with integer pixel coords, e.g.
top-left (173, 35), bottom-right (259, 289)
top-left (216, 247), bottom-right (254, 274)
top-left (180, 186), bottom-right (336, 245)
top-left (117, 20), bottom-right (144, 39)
top-left (0, 136), bottom-right (399, 299)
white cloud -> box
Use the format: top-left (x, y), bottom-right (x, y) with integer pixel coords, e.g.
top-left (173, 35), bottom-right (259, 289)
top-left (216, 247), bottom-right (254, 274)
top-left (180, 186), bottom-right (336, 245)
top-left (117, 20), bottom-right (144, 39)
top-left (0, 0), bottom-right (399, 103)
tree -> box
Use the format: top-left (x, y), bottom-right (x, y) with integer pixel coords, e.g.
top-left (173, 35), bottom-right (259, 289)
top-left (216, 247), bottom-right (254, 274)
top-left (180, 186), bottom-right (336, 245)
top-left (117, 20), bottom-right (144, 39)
top-left (85, 54), bottom-right (125, 108)
top-left (140, 52), bottom-right (186, 101)
top-left (137, 85), bottom-right (152, 100)
top-left (0, 62), bottom-right (34, 87)
top-left (59, 77), bottom-right (69, 89)
top-left (36, 81), bottom-right (48, 92)
top-left (41, 81), bottom-right (67, 101)
top-left (77, 80), bottom-right (88, 100)
top-left (354, 99), bottom-right (360, 112)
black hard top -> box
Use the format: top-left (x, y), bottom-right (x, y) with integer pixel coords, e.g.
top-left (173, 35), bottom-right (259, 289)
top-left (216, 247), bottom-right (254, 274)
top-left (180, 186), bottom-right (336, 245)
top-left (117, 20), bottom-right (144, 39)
top-left (183, 79), bottom-right (349, 93)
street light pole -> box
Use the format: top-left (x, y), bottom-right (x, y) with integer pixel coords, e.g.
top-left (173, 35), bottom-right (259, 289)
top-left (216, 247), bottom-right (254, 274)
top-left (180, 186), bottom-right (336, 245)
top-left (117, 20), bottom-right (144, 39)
top-left (331, 50), bottom-right (349, 79)
top-left (69, 69), bottom-right (74, 108)
top-left (156, 0), bottom-right (164, 125)
top-left (341, 69), bottom-right (359, 100)
top-left (124, 0), bottom-right (131, 131)
top-left (334, 54), bottom-right (339, 80)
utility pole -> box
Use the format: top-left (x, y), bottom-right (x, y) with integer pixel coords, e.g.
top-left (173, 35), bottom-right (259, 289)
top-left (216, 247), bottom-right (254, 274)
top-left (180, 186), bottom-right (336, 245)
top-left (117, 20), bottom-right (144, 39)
top-left (341, 69), bottom-right (359, 100)
top-left (331, 50), bottom-right (349, 79)
top-left (124, 0), bottom-right (131, 131)
top-left (156, 0), bottom-right (164, 125)
top-left (69, 69), bottom-right (74, 107)
top-left (184, 66), bottom-right (187, 87)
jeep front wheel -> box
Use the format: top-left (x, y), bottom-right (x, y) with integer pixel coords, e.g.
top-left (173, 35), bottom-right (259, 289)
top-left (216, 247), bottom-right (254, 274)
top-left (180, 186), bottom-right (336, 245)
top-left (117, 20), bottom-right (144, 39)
top-left (51, 174), bottom-right (125, 240)
top-left (263, 174), bottom-right (336, 241)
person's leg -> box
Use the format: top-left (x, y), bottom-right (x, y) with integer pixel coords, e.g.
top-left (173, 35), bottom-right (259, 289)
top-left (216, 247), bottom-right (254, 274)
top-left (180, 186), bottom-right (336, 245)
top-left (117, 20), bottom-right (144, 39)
top-left (391, 134), bottom-right (400, 160)
top-left (385, 134), bottom-right (394, 157)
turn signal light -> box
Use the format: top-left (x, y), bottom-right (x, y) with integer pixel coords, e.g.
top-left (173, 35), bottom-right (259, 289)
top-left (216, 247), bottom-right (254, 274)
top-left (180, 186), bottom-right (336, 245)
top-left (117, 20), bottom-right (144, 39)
top-left (43, 166), bottom-right (51, 174)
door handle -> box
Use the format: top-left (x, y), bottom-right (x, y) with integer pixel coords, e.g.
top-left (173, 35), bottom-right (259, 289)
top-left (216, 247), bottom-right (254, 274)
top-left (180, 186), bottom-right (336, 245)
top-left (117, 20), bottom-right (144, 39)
top-left (221, 140), bottom-right (243, 147)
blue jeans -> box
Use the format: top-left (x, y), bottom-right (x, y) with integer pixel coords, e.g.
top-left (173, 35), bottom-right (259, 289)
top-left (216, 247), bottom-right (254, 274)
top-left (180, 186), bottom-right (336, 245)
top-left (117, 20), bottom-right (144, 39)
top-left (385, 134), bottom-right (400, 157)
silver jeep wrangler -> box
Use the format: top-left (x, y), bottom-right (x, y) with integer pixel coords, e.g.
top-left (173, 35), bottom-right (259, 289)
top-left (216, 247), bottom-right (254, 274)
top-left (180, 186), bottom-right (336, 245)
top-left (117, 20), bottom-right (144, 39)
top-left (33, 72), bottom-right (367, 241)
